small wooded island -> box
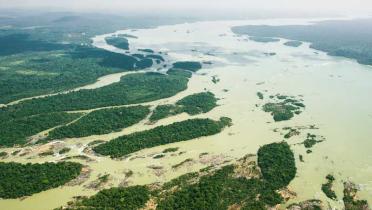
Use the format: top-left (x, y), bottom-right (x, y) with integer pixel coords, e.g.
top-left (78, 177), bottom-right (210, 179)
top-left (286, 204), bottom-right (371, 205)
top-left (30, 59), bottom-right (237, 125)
top-left (93, 117), bottom-right (232, 158)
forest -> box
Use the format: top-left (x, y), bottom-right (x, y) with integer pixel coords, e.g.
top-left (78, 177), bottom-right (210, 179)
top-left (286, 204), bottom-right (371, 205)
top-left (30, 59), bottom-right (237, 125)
top-left (257, 142), bottom-right (297, 189)
top-left (61, 186), bottom-right (150, 210)
top-left (262, 95), bottom-right (305, 122)
top-left (0, 161), bottom-right (82, 199)
top-left (47, 106), bottom-right (150, 140)
top-left (172, 61), bottom-right (202, 72)
top-left (0, 112), bottom-right (82, 147)
top-left (61, 141), bottom-right (296, 210)
top-left (343, 182), bottom-right (370, 210)
top-left (321, 174), bottom-right (337, 200)
top-left (0, 72), bottom-right (189, 122)
top-left (283, 40), bottom-right (302, 47)
top-left (0, 35), bottom-right (157, 104)
top-left (232, 18), bottom-right (372, 65)
top-left (249, 36), bottom-right (280, 43)
top-left (176, 92), bottom-right (218, 115)
top-left (156, 165), bottom-right (283, 210)
top-left (105, 36), bottom-right (129, 50)
top-left (149, 92), bottom-right (218, 122)
top-left (93, 117), bottom-right (231, 158)
top-left (0, 33), bottom-right (68, 57)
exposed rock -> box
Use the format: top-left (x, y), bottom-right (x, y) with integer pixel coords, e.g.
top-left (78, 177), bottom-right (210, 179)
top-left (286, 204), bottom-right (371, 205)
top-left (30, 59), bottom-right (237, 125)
top-left (199, 154), bottom-right (228, 166)
top-left (343, 181), bottom-right (371, 210)
top-left (278, 187), bottom-right (297, 202)
top-left (84, 174), bottom-right (111, 190)
top-left (66, 166), bottom-right (91, 186)
top-left (141, 198), bottom-right (157, 210)
top-left (287, 199), bottom-right (324, 210)
top-left (234, 154), bottom-right (261, 179)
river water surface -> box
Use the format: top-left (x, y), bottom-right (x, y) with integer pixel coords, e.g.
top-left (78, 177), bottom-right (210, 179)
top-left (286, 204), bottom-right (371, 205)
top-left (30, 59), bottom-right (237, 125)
top-left (1, 18), bottom-right (372, 210)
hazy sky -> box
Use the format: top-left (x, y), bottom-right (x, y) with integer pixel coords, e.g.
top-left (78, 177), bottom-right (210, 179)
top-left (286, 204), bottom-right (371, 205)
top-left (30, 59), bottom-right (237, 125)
top-left (1, 0), bottom-right (372, 17)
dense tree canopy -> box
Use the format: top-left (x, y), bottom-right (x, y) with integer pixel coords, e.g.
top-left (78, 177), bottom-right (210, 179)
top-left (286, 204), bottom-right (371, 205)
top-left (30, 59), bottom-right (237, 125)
top-left (105, 36), bottom-right (129, 50)
top-left (0, 40), bottom-right (155, 104)
top-left (93, 118), bottom-right (230, 158)
top-left (0, 161), bottom-right (82, 198)
top-left (172, 61), bottom-right (202, 72)
top-left (150, 92), bottom-right (218, 122)
top-left (0, 112), bottom-right (82, 147)
top-left (48, 106), bottom-right (150, 140)
top-left (0, 72), bottom-right (188, 121)
top-left (73, 186), bottom-right (149, 210)
top-left (64, 141), bottom-right (296, 210)
top-left (232, 19), bottom-right (372, 65)
top-left (257, 142), bottom-right (296, 189)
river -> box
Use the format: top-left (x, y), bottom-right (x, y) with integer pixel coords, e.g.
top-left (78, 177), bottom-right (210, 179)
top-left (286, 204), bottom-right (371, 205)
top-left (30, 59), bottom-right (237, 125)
top-left (1, 18), bottom-right (371, 210)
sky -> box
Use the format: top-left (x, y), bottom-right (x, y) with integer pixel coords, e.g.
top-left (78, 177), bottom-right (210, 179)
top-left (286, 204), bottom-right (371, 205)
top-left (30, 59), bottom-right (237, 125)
top-left (1, 0), bottom-right (372, 17)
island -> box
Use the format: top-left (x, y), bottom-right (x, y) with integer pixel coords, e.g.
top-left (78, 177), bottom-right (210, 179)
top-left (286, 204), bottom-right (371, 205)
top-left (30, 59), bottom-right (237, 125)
top-left (93, 117), bottom-right (232, 158)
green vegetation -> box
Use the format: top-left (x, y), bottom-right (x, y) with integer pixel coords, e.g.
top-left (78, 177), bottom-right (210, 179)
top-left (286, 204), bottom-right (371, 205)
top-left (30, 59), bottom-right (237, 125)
top-left (162, 147), bottom-right (179, 153)
top-left (158, 142), bottom-right (295, 209)
top-left (61, 141), bottom-right (296, 210)
top-left (284, 40), bottom-right (302, 47)
top-left (288, 200), bottom-right (323, 210)
top-left (87, 140), bottom-right (105, 146)
top-left (172, 61), bottom-right (202, 72)
top-left (283, 128), bottom-right (300, 139)
top-left (48, 106), bottom-right (150, 140)
top-left (257, 92), bottom-right (264, 100)
top-left (87, 174), bottom-right (111, 189)
top-left (249, 36), bottom-right (280, 43)
top-left (39, 150), bottom-right (54, 157)
top-left (12, 150), bottom-right (21, 156)
top-left (303, 133), bottom-right (324, 148)
top-left (62, 155), bottom-right (92, 161)
top-left (134, 58), bottom-right (153, 69)
top-left (62, 186), bottom-right (150, 210)
top-left (146, 54), bottom-right (165, 62)
top-left (158, 165), bottom-right (276, 210)
top-left (0, 46), bottom-right (144, 104)
top-left (149, 105), bottom-right (180, 122)
top-left (0, 33), bottom-right (67, 57)
top-left (0, 151), bottom-right (7, 158)
top-left (58, 147), bottom-right (71, 154)
top-left (263, 103), bottom-right (297, 121)
top-left (264, 52), bottom-right (276, 56)
top-left (0, 112), bottom-right (82, 147)
top-left (299, 154), bottom-right (304, 162)
top-left (153, 154), bottom-right (165, 159)
top-left (93, 117), bottom-right (230, 158)
top-left (105, 36), bottom-right (129, 50)
top-left (0, 72), bottom-right (188, 121)
top-left (176, 92), bottom-right (218, 114)
top-left (0, 11), bottom-right (196, 103)
top-left (172, 158), bottom-right (194, 169)
top-left (0, 13), bottom-right (188, 46)
top-left (138, 49), bottom-right (154, 53)
top-left (0, 161), bottom-right (82, 198)
top-left (257, 142), bottom-right (296, 189)
top-left (343, 182), bottom-right (370, 210)
top-left (262, 95), bottom-right (305, 122)
top-left (232, 19), bottom-right (372, 65)
top-left (98, 174), bottom-right (110, 183)
top-left (322, 174), bottom-right (337, 200)
top-left (149, 92), bottom-right (218, 122)
top-left (167, 68), bottom-right (192, 78)
top-left (212, 75), bottom-right (220, 84)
